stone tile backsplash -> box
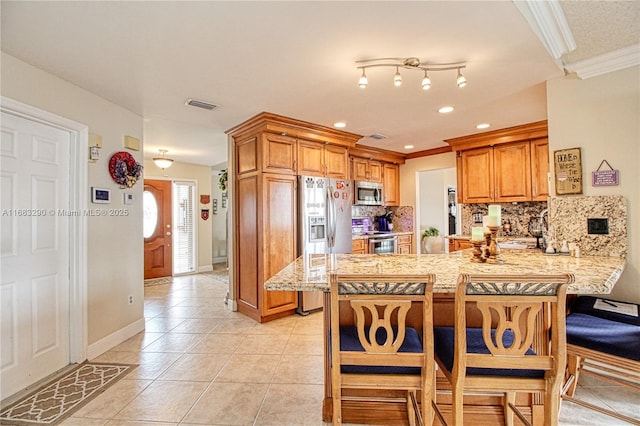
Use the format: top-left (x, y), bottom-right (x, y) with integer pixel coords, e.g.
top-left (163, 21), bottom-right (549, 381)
top-left (352, 205), bottom-right (414, 232)
top-left (460, 202), bottom-right (548, 237)
top-left (548, 195), bottom-right (627, 257)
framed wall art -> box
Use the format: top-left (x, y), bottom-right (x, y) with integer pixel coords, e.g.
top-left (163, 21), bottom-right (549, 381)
top-left (554, 148), bottom-right (583, 195)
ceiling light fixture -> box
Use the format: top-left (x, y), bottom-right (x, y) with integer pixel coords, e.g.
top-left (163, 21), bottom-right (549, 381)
top-left (153, 149), bottom-right (174, 169)
top-left (438, 106), bottom-right (454, 114)
top-left (333, 122), bottom-right (347, 128)
top-left (356, 57), bottom-right (467, 90)
top-left (476, 123), bottom-right (491, 129)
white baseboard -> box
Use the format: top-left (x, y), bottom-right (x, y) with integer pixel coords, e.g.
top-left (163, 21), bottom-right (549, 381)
top-left (212, 256), bottom-right (227, 264)
top-left (87, 318), bottom-right (145, 360)
top-left (198, 264), bottom-right (214, 273)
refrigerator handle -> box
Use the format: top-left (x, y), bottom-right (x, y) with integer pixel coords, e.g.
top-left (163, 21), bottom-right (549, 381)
top-left (326, 185), bottom-right (336, 250)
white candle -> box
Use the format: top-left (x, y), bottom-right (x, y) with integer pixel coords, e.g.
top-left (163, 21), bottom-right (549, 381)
top-left (471, 227), bottom-right (484, 241)
top-left (488, 204), bottom-right (502, 225)
top-left (485, 215), bottom-right (498, 227)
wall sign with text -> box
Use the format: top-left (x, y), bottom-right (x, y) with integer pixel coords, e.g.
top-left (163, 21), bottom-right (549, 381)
top-left (554, 148), bottom-right (583, 195)
top-left (592, 159), bottom-right (619, 186)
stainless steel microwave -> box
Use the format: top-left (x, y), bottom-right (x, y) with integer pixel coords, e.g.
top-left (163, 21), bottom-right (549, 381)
top-left (354, 181), bottom-right (384, 205)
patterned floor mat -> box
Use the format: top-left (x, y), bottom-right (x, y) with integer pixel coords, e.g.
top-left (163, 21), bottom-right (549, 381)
top-left (0, 362), bottom-right (135, 425)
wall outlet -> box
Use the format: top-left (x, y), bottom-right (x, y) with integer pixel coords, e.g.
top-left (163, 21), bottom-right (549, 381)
top-left (128, 295), bottom-right (133, 304)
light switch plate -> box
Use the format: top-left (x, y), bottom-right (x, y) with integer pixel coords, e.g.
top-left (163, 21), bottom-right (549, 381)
top-left (124, 193), bottom-right (134, 205)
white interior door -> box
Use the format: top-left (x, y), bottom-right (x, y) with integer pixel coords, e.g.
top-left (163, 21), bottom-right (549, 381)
top-left (1, 111), bottom-right (71, 398)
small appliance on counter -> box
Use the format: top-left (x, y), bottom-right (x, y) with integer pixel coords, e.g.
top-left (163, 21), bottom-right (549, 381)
top-left (352, 216), bottom-right (373, 235)
top-left (375, 211), bottom-right (393, 232)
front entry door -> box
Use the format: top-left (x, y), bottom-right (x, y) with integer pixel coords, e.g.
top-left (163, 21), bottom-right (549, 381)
top-left (1, 111), bottom-right (71, 397)
top-left (144, 179), bottom-right (172, 279)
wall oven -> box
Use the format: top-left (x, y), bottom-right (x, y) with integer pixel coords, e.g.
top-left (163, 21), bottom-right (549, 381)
top-left (368, 235), bottom-right (398, 254)
top-left (354, 181), bottom-right (383, 206)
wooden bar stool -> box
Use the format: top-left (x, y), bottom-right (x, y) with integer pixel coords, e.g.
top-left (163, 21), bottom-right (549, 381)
top-left (563, 296), bottom-right (640, 425)
top-left (329, 273), bottom-right (437, 425)
top-left (433, 273), bottom-right (574, 426)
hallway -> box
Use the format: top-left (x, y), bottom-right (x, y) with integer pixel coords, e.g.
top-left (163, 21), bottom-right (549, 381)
top-left (54, 269), bottom-right (637, 425)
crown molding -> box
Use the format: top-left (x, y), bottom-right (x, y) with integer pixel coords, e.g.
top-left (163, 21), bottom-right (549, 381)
top-left (514, 0), bottom-right (576, 61)
top-left (564, 44), bottom-right (640, 79)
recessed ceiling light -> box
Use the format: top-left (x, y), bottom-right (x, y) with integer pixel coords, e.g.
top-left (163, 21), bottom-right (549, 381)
top-left (404, 145), bottom-right (414, 149)
top-left (438, 106), bottom-right (454, 114)
top-left (476, 123), bottom-right (491, 129)
top-left (333, 122), bottom-right (346, 128)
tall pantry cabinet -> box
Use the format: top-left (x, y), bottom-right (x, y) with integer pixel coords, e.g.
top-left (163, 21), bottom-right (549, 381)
top-left (226, 112), bottom-right (362, 322)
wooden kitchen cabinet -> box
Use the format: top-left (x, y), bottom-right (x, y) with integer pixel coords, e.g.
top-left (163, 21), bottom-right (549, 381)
top-left (530, 138), bottom-right (550, 201)
top-left (447, 121), bottom-right (549, 204)
top-left (227, 112), bottom-right (362, 322)
top-left (397, 234), bottom-right (412, 254)
top-left (460, 147), bottom-right (494, 203)
top-left (494, 141), bottom-right (532, 202)
top-left (262, 133), bottom-right (297, 175)
top-left (383, 163), bottom-right (400, 206)
top-left (450, 238), bottom-right (473, 252)
top-left (297, 140), bottom-right (349, 179)
top-left (351, 238), bottom-right (367, 254)
top-left (351, 157), bottom-right (382, 183)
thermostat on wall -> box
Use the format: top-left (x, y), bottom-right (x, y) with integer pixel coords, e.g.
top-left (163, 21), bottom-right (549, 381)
top-left (91, 187), bottom-right (111, 204)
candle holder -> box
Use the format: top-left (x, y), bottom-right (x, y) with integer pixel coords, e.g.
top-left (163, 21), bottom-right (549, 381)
top-left (484, 231), bottom-right (492, 259)
top-left (486, 225), bottom-right (504, 264)
top-left (470, 240), bottom-right (486, 263)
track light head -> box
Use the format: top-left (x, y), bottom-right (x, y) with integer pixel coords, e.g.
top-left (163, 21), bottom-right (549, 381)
top-left (358, 69), bottom-right (368, 89)
top-left (456, 68), bottom-right (467, 88)
top-left (421, 70), bottom-right (432, 90)
top-left (393, 67), bottom-right (402, 87)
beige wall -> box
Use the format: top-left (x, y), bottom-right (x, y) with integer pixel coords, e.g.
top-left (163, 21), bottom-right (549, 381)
top-left (143, 159), bottom-right (213, 272)
top-left (547, 66), bottom-right (640, 302)
top-left (1, 52), bottom-right (145, 350)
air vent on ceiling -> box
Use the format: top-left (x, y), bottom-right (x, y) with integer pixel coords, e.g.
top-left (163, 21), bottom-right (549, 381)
top-left (185, 99), bottom-right (218, 110)
top-left (368, 133), bottom-right (387, 140)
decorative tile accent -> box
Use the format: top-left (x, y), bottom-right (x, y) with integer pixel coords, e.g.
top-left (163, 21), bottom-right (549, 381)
top-left (548, 196), bottom-right (627, 258)
top-left (338, 281), bottom-right (427, 295)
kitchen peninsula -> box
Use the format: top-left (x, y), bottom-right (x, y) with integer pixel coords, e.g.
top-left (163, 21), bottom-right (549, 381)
top-left (264, 250), bottom-right (625, 424)
top-left (265, 250), bottom-right (625, 294)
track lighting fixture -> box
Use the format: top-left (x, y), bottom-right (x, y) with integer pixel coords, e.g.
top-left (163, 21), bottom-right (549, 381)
top-left (153, 149), bottom-right (174, 170)
top-left (356, 57), bottom-right (467, 90)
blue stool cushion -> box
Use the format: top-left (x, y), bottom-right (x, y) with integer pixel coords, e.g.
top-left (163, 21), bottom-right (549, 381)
top-left (571, 296), bottom-right (640, 326)
top-left (566, 312), bottom-right (640, 361)
top-left (434, 327), bottom-right (544, 378)
top-left (340, 326), bottom-right (422, 375)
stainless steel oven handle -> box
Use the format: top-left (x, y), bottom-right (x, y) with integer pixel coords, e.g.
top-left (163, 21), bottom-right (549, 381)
top-left (368, 236), bottom-right (398, 244)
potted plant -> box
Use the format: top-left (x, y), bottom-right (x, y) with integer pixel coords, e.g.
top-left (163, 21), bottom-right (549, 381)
top-left (422, 227), bottom-right (444, 253)
top-left (218, 169), bottom-right (228, 192)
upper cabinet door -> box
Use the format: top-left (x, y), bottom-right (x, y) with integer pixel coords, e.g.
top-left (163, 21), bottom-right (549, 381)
top-left (262, 133), bottom-right (297, 174)
top-left (494, 141), bottom-right (532, 202)
top-left (383, 163), bottom-right (400, 206)
top-left (297, 139), bottom-right (325, 176)
top-left (461, 147), bottom-right (494, 203)
top-left (530, 138), bottom-right (550, 201)
top-left (351, 157), bottom-right (382, 182)
top-left (324, 144), bottom-right (349, 179)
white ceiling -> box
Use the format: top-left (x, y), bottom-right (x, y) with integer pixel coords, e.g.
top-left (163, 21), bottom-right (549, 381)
top-left (1, 1), bottom-right (638, 167)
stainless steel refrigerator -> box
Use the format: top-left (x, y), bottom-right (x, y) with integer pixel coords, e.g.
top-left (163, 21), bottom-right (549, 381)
top-left (297, 175), bottom-right (353, 314)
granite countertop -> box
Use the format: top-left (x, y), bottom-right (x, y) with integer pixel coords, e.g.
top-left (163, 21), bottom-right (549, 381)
top-left (264, 251), bottom-right (625, 294)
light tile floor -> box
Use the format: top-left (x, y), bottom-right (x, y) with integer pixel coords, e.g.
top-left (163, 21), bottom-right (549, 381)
top-left (62, 269), bottom-right (637, 425)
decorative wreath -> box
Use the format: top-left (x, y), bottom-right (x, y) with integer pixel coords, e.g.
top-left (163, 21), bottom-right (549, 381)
top-left (109, 151), bottom-right (143, 188)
